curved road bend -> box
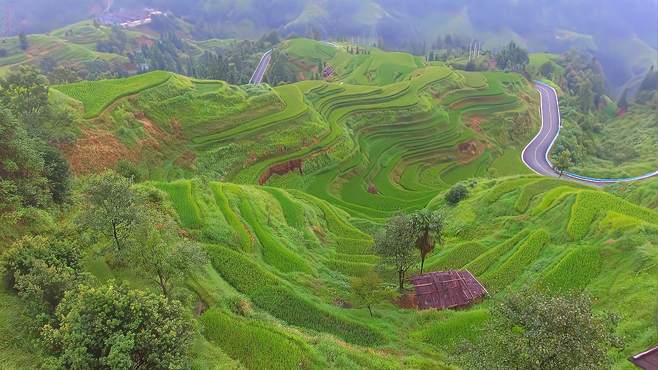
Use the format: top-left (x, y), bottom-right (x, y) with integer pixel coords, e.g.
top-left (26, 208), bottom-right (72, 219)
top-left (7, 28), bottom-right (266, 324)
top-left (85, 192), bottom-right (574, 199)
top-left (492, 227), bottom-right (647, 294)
top-left (522, 82), bottom-right (658, 185)
top-left (249, 50), bottom-right (272, 85)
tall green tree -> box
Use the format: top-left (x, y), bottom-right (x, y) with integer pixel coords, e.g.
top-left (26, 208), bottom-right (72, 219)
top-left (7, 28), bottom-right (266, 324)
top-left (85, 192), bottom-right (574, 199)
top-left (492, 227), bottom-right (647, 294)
top-left (0, 66), bottom-right (50, 125)
top-left (42, 283), bottom-right (195, 369)
top-left (460, 291), bottom-right (622, 370)
top-left (373, 214), bottom-right (417, 292)
top-left (126, 206), bottom-right (207, 298)
top-left (77, 171), bottom-right (143, 251)
top-left (495, 41), bottom-right (529, 72)
top-left (410, 209), bottom-right (445, 274)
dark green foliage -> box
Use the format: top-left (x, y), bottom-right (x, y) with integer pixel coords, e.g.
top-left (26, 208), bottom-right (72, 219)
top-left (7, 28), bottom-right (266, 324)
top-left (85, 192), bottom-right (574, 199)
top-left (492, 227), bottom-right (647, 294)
top-left (0, 107), bottom-right (50, 210)
top-left (495, 41), bottom-right (529, 72)
top-left (552, 149), bottom-right (573, 176)
top-left (459, 290), bottom-right (622, 370)
top-left (42, 283), bottom-right (195, 370)
top-left (1, 235), bottom-right (87, 318)
top-left (445, 184), bottom-right (469, 205)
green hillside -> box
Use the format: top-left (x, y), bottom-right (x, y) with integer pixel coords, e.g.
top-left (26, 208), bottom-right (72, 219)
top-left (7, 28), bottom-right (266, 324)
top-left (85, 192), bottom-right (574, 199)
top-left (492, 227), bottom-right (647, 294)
top-left (4, 35), bottom-right (657, 369)
top-left (53, 41), bottom-right (538, 219)
top-left (4, 176), bottom-right (655, 369)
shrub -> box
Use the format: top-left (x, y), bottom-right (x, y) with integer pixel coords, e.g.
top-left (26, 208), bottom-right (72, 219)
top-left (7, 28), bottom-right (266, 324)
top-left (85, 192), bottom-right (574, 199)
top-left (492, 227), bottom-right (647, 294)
top-left (445, 184), bottom-right (470, 205)
top-left (42, 283), bottom-right (194, 370)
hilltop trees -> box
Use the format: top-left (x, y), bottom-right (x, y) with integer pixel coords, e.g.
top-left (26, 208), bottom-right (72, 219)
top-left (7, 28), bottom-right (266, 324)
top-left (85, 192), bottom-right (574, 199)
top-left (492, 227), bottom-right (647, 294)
top-left (460, 291), bottom-right (622, 370)
top-left (42, 283), bottom-right (195, 369)
top-left (410, 209), bottom-right (445, 274)
top-left (495, 41), bottom-right (529, 72)
top-left (373, 214), bottom-right (417, 292)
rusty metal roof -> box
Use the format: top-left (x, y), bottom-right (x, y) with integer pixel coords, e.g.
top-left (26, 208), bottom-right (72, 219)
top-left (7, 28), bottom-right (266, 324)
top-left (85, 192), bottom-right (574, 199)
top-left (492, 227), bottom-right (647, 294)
top-left (630, 346), bottom-right (658, 369)
top-left (411, 270), bottom-right (487, 310)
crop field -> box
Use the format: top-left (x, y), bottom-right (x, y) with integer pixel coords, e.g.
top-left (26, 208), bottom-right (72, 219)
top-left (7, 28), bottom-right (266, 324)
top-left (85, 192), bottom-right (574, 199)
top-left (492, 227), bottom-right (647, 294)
top-left (129, 177), bottom-right (658, 369)
top-left (54, 71), bottom-right (172, 118)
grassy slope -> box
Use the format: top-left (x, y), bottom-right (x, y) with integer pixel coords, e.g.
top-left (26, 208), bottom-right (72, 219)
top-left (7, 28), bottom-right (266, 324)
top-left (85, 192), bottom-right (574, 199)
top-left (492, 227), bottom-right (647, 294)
top-left (135, 179), bottom-right (658, 368)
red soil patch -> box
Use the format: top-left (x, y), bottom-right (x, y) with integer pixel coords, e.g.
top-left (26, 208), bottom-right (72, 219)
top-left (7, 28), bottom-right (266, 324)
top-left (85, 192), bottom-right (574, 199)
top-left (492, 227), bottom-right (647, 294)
top-left (367, 183), bottom-right (378, 194)
top-left (457, 140), bottom-right (485, 164)
top-left (259, 159), bottom-right (303, 185)
top-left (469, 115), bottom-right (485, 132)
top-left (62, 129), bottom-right (139, 175)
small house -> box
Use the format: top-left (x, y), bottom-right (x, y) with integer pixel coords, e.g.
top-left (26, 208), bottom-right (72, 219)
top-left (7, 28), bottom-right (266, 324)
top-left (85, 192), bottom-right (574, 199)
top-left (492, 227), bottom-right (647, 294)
top-left (630, 346), bottom-right (658, 369)
top-left (411, 270), bottom-right (487, 310)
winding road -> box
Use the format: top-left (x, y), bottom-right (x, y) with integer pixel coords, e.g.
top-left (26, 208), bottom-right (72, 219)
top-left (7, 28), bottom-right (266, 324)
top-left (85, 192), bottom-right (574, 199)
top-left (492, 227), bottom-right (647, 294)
top-left (248, 50), bottom-right (272, 85)
top-left (522, 81), bottom-right (658, 185)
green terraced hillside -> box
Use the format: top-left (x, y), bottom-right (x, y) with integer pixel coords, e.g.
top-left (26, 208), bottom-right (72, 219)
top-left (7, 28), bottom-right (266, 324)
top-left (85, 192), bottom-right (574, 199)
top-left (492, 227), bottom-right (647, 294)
top-left (25, 177), bottom-right (649, 370)
top-left (54, 41), bottom-right (538, 219)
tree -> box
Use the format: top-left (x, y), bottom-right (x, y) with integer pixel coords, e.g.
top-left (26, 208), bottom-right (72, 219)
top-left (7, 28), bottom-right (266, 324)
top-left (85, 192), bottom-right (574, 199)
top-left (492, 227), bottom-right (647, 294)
top-left (77, 171), bottom-right (143, 251)
top-left (0, 106), bottom-right (50, 210)
top-left (42, 283), bottom-right (195, 369)
top-left (18, 33), bottom-right (28, 51)
top-left (350, 272), bottom-right (391, 317)
top-left (126, 207), bottom-right (207, 298)
top-left (495, 41), bottom-right (529, 72)
top-left (553, 149), bottom-right (573, 177)
top-left (459, 290), bottom-right (622, 370)
top-left (445, 183), bottom-right (469, 205)
top-left (1, 235), bottom-right (88, 318)
top-left (539, 61), bottom-right (554, 79)
top-left (373, 214), bottom-right (417, 292)
top-left (410, 209), bottom-right (445, 274)
top-left (0, 66), bottom-right (50, 125)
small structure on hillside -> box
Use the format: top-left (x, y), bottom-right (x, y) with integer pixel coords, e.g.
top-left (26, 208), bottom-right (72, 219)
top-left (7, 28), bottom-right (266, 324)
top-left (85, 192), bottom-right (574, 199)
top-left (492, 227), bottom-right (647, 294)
top-left (629, 345), bottom-right (658, 369)
top-left (411, 270), bottom-right (487, 310)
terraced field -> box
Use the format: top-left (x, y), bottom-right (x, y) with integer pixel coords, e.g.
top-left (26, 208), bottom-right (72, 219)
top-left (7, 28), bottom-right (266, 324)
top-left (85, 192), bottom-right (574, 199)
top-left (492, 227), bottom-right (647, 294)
top-left (54, 39), bottom-right (537, 219)
top-left (128, 177), bottom-right (658, 369)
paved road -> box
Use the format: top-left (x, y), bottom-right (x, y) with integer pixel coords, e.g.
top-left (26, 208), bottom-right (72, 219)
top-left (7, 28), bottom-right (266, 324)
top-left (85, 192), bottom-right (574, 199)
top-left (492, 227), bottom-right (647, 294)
top-left (522, 82), bottom-right (658, 185)
top-left (249, 50), bottom-right (272, 85)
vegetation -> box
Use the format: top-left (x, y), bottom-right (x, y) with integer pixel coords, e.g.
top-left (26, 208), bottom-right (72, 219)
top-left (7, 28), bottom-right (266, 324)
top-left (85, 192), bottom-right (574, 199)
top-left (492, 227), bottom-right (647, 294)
top-left (1, 30), bottom-right (656, 369)
top-left (42, 283), bottom-right (195, 369)
top-left (460, 290), bottom-right (622, 369)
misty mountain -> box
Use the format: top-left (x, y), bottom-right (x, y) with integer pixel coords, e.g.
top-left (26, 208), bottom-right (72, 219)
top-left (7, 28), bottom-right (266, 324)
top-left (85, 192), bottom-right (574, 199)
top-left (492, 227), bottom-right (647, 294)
top-left (5, 0), bottom-right (657, 91)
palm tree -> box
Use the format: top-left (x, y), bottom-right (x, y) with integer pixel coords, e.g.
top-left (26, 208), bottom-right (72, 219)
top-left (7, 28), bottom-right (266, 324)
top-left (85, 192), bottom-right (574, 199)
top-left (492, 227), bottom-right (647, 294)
top-left (411, 209), bottom-right (445, 274)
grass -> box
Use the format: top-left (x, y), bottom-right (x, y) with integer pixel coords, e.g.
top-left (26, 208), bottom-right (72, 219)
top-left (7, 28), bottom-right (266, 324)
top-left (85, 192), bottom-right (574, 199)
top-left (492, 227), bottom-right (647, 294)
top-left (201, 309), bottom-right (318, 369)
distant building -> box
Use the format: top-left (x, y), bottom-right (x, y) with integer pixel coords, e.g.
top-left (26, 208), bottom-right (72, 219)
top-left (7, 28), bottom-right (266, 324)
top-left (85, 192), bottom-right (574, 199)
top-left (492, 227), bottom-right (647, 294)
top-left (411, 270), bottom-right (487, 310)
top-left (96, 8), bottom-right (164, 29)
top-left (630, 346), bottom-right (658, 369)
